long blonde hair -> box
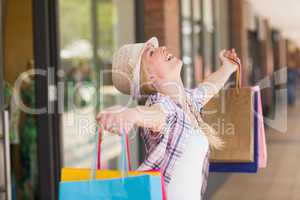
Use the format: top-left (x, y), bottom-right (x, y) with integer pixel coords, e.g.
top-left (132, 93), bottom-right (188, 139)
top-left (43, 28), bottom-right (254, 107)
top-left (185, 97), bottom-right (224, 150)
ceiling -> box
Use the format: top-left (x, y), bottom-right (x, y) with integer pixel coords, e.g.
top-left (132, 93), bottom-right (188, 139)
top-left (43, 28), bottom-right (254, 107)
top-left (248, 0), bottom-right (300, 47)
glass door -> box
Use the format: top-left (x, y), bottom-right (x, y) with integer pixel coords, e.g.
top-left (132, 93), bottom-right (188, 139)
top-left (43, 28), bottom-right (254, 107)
top-left (58, 0), bottom-right (140, 170)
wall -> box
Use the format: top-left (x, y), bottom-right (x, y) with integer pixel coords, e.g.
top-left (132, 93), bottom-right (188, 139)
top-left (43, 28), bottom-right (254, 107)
top-left (144, 0), bottom-right (181, 58)
top-left (272, 31), bottom-right (287, 70)
top-left (4, 0), bottom-right (33, 84)
top-left (115, 0), bottom-right (135, 47)
top-left (228, 0), bottom-right (249, 85)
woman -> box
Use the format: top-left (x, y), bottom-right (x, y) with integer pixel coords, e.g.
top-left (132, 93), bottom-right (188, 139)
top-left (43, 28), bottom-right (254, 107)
top-left (96, 37), bottom-right (240, 199)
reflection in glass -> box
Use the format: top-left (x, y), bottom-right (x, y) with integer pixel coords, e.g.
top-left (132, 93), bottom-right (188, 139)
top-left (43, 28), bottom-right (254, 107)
top-left (59, 0), bottom-right (138, 170)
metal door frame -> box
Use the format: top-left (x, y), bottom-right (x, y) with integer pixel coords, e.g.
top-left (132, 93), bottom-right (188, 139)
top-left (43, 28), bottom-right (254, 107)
top-left (32, 0), bottom-right (61, 199)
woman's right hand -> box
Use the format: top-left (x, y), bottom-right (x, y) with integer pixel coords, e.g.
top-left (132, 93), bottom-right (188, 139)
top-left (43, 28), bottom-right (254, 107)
top-left (96, 105), bottom-right (138, 134)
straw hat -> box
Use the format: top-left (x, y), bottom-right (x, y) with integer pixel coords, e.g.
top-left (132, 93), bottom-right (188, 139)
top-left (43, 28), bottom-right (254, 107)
top-left (112, 37), bottom-right (159, 98)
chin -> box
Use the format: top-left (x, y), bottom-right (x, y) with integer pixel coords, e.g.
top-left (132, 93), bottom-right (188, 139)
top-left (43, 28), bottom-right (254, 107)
top-left (171, 59), bottom-right (183, 77)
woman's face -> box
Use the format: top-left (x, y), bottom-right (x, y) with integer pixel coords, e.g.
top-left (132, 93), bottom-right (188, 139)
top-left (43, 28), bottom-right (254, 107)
top-left (141, 43), bottom-right (183, 83)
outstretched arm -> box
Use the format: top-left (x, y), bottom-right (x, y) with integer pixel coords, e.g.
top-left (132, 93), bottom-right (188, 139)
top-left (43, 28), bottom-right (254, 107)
top-left (96, 104), bottom-right (167, 134)
top-left (190, 49), bottom-right (240, 109)
top-left (197, 62), bottom-right (237, 105)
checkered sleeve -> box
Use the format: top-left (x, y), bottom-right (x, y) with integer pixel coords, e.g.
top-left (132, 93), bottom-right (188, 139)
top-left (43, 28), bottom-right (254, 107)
top-left (142, 93), bottom-right (177, 151)
top-left (185, 87), bottom-right (207, 112)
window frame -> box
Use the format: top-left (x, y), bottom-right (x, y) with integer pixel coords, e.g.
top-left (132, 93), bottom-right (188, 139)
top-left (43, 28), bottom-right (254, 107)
top-left (32, 0), bottom-right (61, 199)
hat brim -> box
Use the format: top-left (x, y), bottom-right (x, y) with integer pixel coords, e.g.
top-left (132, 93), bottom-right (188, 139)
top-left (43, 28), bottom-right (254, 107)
top-left (145, 37), bottom-right (159, 49)
top-left (132, 37), bottom-right (159, 97)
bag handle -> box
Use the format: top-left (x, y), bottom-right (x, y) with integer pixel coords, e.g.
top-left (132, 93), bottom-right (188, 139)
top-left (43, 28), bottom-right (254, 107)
top-left (225, 56), bottom-right (242, 89)
top-left (236, 60), bottom-right (242, 88)
top-left (97, 127), bottom-right (132, 170)
top-left (233, 58), bottom-right (242, 89)
top-left (96, 127), bottom-right (102, 169)
top-left (91, 127), bottom-right (132, 180)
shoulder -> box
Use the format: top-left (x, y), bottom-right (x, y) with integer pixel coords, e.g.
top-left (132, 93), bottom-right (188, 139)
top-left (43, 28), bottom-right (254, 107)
top-left (184, 87), bottom-right (205, 99)
top-left (145, 92), bottom-right (177, 113)
top-left (184, 88), bottom-right (204, 112)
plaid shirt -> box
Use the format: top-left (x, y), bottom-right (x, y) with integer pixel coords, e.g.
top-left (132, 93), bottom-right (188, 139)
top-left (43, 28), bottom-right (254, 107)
top-left (138, 87), bottom-right (210, 196)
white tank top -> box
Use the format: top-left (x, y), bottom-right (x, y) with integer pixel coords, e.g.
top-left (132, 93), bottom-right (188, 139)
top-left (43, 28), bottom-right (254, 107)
top-left (167, 129), bottom-right (209, 200)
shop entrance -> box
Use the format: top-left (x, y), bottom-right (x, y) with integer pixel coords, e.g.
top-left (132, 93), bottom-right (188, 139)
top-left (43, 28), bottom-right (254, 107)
top-left (0, 0), bottom-right (46, 199)
top-left (1, 0), bottom-right (41, 199)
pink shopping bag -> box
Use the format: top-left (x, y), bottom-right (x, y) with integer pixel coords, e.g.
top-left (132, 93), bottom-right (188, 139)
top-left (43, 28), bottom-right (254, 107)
top-left (252, 86), bottom-right (267, 168)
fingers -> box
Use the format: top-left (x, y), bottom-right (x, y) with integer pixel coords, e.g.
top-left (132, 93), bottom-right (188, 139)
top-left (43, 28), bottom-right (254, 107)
top-left (220, 49), bottom-right (238, 61)
top-left (96, 110), bottom-right (112, 130)
top-left (95, 105), bottom-right (123, 124)
top-left (219, 49), bottom-right (241, 73)
top-left (96, 111), bottom-right (134, 136)
top-left (229, 49), bottom-right (237, 59)
top-left (219, 49), bottom-right (227, 60)
top-left (99, 113), bottom-right (111, 130)
top-left (221, 49), bottom-right (240, 64)
top-left (105, 114), bottom-right (114, 130)
top-left (231, 48), bottom-right (237, 58)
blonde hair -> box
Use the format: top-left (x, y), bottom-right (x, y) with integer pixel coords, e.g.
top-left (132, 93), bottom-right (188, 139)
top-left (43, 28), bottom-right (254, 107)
top-left (140, 61), bottom-right (156, 95)
top-left (186, 97), bottom-right (224, 150)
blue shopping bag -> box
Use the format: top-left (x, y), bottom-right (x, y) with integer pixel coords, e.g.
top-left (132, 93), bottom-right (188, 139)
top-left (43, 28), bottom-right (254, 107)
top-left (59, 174), bottom-right (163, 200)
top-left (209, 90), bottom-right (259, 173)
top-left (59, 128), bottom-right (165, 200)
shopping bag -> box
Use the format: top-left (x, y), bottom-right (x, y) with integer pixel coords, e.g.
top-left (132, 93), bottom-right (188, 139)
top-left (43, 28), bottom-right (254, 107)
top-left (203, 87), bottom-right (255, 162)
top-left (59, 128), bottom-right (166, 200)
top-left (59, 174), bottom-right (162, 200)
top-left (203, 58), bottom-right (261, 172)
top-left (208, 89), bottom-right (259, 173)
top-left (202, 60), bottom-right (256, 163)
top-left (252, 86), bottom-right (267, 168)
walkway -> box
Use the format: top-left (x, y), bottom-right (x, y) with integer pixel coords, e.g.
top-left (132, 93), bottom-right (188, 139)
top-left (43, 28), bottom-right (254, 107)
top-left (210, 91), bottom-right (300, 200)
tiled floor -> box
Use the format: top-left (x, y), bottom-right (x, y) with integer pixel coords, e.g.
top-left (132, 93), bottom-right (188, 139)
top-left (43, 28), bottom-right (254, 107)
top-left (211, 93), bottom-right (300, 200)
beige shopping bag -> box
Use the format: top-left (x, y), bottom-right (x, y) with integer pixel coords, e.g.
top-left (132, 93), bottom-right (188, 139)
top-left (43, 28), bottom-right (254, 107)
top-left (202, 87), bottom-right (254, 163)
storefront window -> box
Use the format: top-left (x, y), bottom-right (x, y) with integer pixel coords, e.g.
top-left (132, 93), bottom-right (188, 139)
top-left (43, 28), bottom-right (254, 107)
top-left (202, 0), bottom-right (215, 77)
top-left (192, 0), bottom-right (203, 84)
top-left (181, 0), bottom-right (220, 85)
top-left (213, 0), bottom-right (230, 71)
top-left (181, 0), bottom-right (203, 87)
top-left (58, 0), bottom-right (138, 169)
top-left (181, 0), bottom-right (201, 87)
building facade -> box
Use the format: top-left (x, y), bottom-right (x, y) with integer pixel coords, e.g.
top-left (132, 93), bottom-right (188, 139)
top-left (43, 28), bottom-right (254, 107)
top-left (1, 0), bottom-right (300, 199)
